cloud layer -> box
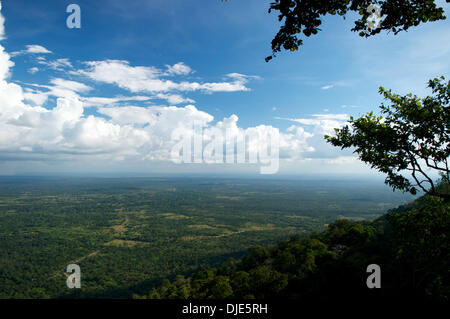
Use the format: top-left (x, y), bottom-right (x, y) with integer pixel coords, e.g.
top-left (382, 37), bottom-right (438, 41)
top-left (0, 1), bottom-right (354, 174)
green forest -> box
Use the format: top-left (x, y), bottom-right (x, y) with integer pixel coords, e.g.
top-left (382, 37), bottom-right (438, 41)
top-left (140, 185), bottom-right (449, 301)
top-left (0, 177), bottom-right (412, 298)
top-left (0, 0), bottom-right (449, 305)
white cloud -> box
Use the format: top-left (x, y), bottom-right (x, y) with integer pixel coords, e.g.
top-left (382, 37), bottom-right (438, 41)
top-left (76, 59), bottom-right (251, 93)
top-left (81, 96), bottom-right (153, 108)
top-left (81, 94), bottom-right (193, 108)
top-left (154, 93), bottom-right (195, 104)
top-left (38, 58), bottom-right (73, 71)
top-left (49, 78), bottom-right (92, 93)
top-left (276, 114), bottom-right (348, 129)
top-left (25, 45), bottom-right (52, 54)
top-left (0, 27), bottom-right (256, 165)
top-left (28, 67), bottom-right (39, 74)
top-left (23, 88), bottom-right (48, 105)
top-left (321, 85), bottom-right (334, 90)
top-left (77, 60), bottom-right (172, 92)
top-left (312, 114), bottom-right (349, 121)
top-left (0, 46), bottom-right (13, 80)
top-left (11, 45), bottom-right (52, 56)
top-left (0, 2), bottom-right (356, 174)
top-left (165, 62), bottom-right (192, 75)
top-left (20, 78), bottom-right (92, 106)
top-left (276, 114), bottom-right (353, 159)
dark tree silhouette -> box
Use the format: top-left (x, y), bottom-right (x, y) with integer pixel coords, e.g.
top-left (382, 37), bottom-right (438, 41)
top-left (263, 0), bottom-right (449, 61)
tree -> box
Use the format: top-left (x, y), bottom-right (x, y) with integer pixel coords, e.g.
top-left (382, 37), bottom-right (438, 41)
top-left (385, 196), bottom-right (450, 298)
top-left (325, 76), bottom-right (450, 201)
top-left (209, 276), bottom-right (233, 298)
top-left (264, 0), bottom-right (449, 61)
top-left (322, 219), bottom-right (373, 248)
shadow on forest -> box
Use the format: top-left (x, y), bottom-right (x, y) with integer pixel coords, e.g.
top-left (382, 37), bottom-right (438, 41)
top-left (56, 250), bottom-right (247, 299)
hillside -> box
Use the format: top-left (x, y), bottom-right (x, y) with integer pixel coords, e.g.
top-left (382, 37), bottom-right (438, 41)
top-left (140, 194), bottom-right (449, 301)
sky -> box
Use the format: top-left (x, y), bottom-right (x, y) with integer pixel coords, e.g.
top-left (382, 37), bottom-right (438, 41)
top-left (0, 0), bottom-right (448, 177)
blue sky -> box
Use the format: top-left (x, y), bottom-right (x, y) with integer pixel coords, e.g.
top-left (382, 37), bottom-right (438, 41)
top-left (0, 0), bottom-right (449, 176)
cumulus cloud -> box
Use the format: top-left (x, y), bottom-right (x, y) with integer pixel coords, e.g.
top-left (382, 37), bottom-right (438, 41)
top-left (22, 87), bottom-right (48, 105)
top-left (76, 59), bottom-right (251, 93)
top-left (276, 114), bottom-right (354, 159)
top-left (0, 1), bottom-right (353, 174)
top-left (0, 3), bottom-right (260, 165)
